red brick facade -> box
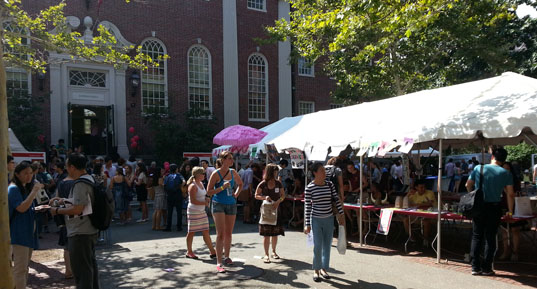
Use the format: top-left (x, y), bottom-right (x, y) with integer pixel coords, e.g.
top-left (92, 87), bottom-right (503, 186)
top-left (21, 0), bottom-right (336, 155)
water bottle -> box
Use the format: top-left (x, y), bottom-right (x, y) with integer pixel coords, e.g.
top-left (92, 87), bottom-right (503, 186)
top-left (225, 181), bottom-right (232, 197)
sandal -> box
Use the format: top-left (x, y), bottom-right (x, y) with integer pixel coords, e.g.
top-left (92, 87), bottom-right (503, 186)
top-left (320, 270), bottom-right (331, 279)
top-left (271, 253), bottom-right (280, 259)
top-left (186, 253), bottom-right (199, 259)
top-left (263, 256), bottom-right (271, 263)
top-left (313, 273), bottom-right (321, 282)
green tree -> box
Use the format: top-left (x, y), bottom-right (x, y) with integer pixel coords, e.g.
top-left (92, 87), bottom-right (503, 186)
top-left (0, 1), bottom-right (160, 287)
top-left (266, 0), bottom-right (537, 101)
top-left (506, 142), bottom-right (537, 170)
top-left (147, 108), bottom-right (217, 164)
top-left (7, 92), bottom-right (47, 151)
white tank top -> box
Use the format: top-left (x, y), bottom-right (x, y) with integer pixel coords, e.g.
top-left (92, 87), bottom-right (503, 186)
top-left (188, 182), bottom-right (206, 210)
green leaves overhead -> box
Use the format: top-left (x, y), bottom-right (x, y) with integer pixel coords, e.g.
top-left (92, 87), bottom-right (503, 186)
top-left (267, 0), bottom-right (536, 101)
top-left (1, 0), bottom-right (164, 72)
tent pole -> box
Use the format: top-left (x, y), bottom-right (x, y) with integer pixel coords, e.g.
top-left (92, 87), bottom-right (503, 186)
top-left (304, 154), bottom-right (308, 230)
top-left (436, 139), bottom-right (443, 263)
top-left (359, 154), bottom-right (363, 247)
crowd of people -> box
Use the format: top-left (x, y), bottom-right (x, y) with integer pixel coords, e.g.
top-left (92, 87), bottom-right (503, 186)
top-left (6, 142), bottom-right (535, 287)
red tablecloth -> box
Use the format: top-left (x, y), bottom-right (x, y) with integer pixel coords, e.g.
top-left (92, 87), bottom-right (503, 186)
top-left (343, 203), bottom-right (385, 212)
top-left (392, 209), bottom-right (536, 222)
top-left (285, 196), bottom-right (304, 201)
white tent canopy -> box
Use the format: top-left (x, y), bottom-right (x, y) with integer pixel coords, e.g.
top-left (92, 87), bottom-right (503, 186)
top-left (9, 128), bottom-right (27, 152)
top-left (267, 72), bottom-right (537, 263)
top-left (270, 72), bottom-right (537, 152)
top-left (211, 115), bottom-right (304, 157)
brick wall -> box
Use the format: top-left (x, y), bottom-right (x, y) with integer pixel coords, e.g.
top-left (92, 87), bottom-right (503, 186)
top-left (21, 0), bottom-right (337, 155)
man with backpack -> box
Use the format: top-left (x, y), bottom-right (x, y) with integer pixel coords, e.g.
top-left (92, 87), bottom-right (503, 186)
top-left (164, 164), bottom-right (186, 232)
top-left (51, 153), bottom-right (105, 289)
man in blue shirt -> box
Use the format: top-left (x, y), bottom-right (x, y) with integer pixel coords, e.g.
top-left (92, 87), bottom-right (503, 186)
top-left (466, 148), bottom-right (514, 276)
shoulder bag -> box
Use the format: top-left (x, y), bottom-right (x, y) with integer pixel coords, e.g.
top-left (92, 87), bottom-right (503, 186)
top-left (460, 164), bottom-right (484, 219)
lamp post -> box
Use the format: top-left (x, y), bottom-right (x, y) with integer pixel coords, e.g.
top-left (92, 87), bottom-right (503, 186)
top-left (130, 71), bottom-right (140, 97)
top-left (37, 68), bottom-right (47, 91)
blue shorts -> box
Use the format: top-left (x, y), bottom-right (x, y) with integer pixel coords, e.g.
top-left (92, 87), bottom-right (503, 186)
top-left (212, 201), bottom-right (237, 215)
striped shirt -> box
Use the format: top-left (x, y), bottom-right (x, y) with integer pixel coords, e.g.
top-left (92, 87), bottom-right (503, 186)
top-left (304, 181), bottom-right (344, 227)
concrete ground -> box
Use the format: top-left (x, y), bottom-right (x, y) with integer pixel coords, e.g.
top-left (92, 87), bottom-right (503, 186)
top-left (27, 208), bottom-right (537, 289)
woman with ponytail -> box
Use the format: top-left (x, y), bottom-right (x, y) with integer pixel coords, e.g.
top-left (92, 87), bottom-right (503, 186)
top-left (8, 161), bottom-right (45, 289)
top-left (185, 166), bottom-right (217, 259)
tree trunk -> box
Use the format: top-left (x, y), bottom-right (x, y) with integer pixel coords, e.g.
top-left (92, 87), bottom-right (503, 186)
top-left (0, 29), bottom-right (15, 288)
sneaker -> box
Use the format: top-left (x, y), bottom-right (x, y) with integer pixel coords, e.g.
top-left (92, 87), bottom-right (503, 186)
top-left (209, 254), bottom-right (216, 259)
top-left (482, 270), bottom-right (495, 276)
top-left (136, 219), bottom-right (145, 223)
top-left (471, 270), bottom-right (482, 276)
top-left (216, 264), bottom-right (226, 273)
top-left (223, 257), bottom-right (234, 266)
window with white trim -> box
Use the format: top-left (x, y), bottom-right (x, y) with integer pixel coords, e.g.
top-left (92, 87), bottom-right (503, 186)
top-left (247, 0), bottom-right (265, 11)
top-left (298, 101), bottom-right (315, 115)
top-left (3, 22), bottom-right (30, 98)
top-left (330, 103), bottom-right (343, 109)
top-left (69, 70), bottom-right (106, 88)
top-left (298, 57), bottom-right (314, 77)
top-left (188, 45), bottom-right (212, 114)
top-left (6, 70), bottom-right (29, 98)
top-left (248, 54), bottom-right (268, 121)
top-left (141, 39), bottom-right (167, 114)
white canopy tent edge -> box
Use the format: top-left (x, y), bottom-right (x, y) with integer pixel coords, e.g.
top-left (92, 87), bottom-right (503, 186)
top-left (266, 72), bottom-right (537, 263)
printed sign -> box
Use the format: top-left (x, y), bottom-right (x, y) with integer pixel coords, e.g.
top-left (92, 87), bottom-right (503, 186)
top-left (250, 147), bottom-right (258, 160)
top-left (287, 148), bottom-right (305, 169)
top-left (357, 142), bottom-right (369, 157)
top-left (376, 209), bottom-right (394, 235)
top-left (398, 137), bottom-right (414, 154)
top-left (377, 141), bottom-right (390, 157)
top-left (368, 142), bottom-right (380, 157)
top-left (265, 144), bottom-right (279, 163)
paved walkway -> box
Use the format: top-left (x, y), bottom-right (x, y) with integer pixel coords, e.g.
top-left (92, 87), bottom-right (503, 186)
top-left (27, 212), bottom-right (536, 289)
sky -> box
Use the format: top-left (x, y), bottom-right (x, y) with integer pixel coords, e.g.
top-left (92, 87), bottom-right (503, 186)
top-left (517, 3), bottom-right (537, 18)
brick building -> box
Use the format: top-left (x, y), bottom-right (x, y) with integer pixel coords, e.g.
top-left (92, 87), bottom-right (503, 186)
top-left (17, 0), bottom-right (337, 157)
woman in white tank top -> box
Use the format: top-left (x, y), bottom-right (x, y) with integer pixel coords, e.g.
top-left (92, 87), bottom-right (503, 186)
top-left (185, 167), bottom-right (216, 259)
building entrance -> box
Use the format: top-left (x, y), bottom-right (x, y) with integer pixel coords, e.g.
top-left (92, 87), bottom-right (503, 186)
top-left (68, 104), bottom-right (115, 156)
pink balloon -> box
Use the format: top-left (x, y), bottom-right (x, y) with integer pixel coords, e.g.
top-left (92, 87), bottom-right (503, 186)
top-left (130, 142), bottom-right (138, 149)
top-left (133, 135), bottom-right (140, 141)
top-left (128, 127), bottom-right (135, 134)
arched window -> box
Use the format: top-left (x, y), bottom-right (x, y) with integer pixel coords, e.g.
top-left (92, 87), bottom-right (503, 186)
top-left (188, 45), bottom-right (212, 114)
top-left (140, 38), bottom-right (167, 114)
top-left (248, 54), bottom-right (268, 121)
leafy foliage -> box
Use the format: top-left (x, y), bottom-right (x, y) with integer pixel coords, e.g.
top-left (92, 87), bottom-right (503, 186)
top-left (7, 93), bottom-right (46, 151)
top-left (505, 142), bottom-right (537, 170)
top-left (1, 0), bottom-right (162, 71)
top-left (147, 108), bottom-right (217, 164)
top-left (266, 0), bottom-right (537, 101)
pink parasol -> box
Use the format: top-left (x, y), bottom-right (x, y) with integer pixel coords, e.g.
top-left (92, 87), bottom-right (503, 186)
top-left (213, 125), bottom-right (267, 148)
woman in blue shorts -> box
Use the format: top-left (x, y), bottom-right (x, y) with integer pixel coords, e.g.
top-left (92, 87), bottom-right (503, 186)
top-left (207, 151), bottom-right (243, 273)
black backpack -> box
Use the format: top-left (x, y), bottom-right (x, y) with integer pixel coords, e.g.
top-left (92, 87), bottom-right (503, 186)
top-left (75, 175), bottom-right (114, 231)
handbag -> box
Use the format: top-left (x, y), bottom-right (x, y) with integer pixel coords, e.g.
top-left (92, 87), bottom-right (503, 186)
top-left (259, 200), bottom-right (277, 225)
top-left (460, 164), bottom-right (484, 219)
